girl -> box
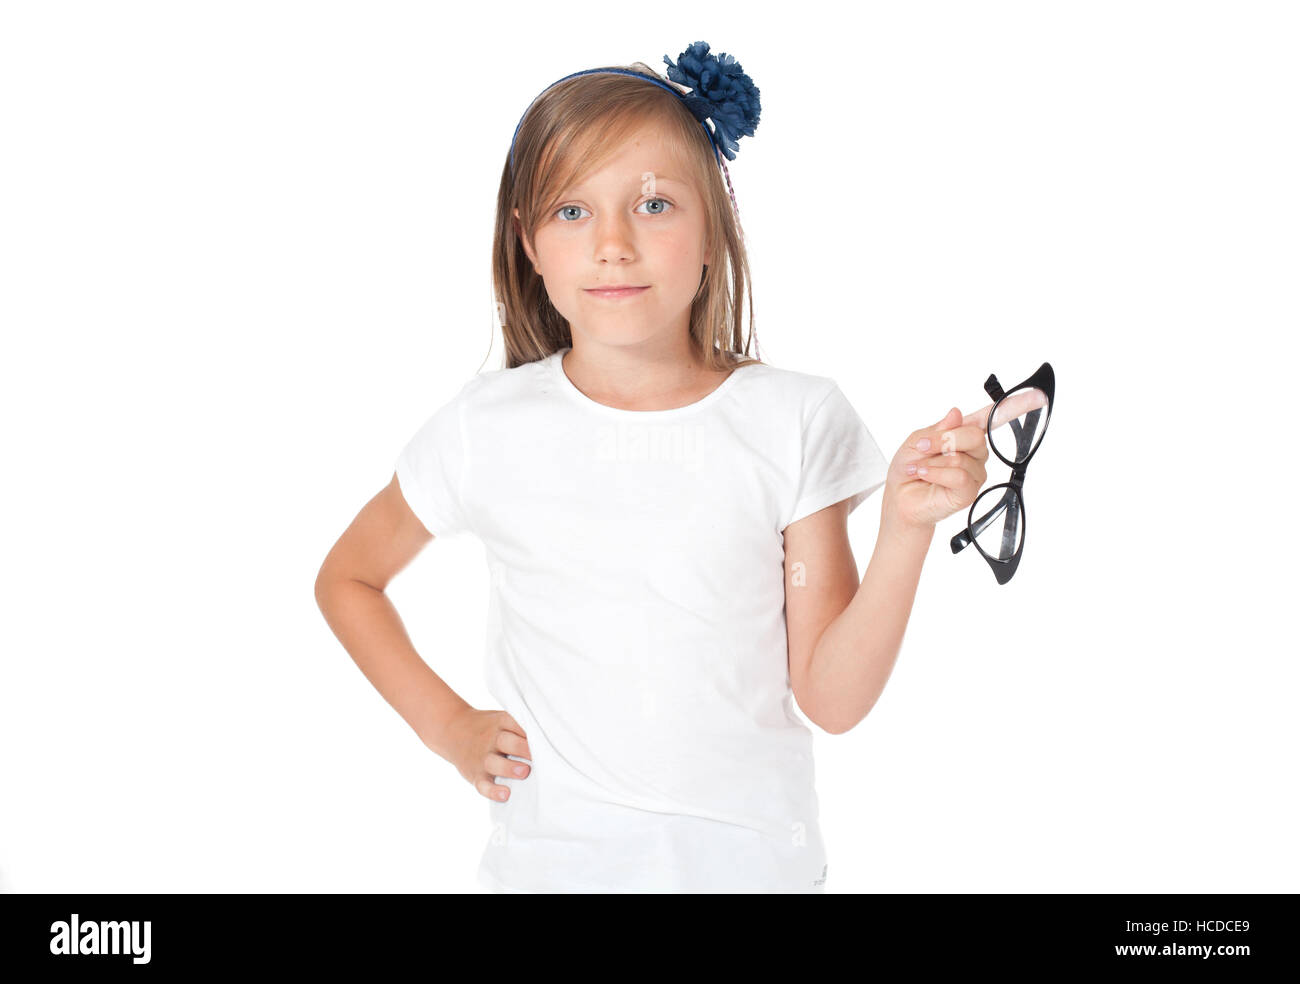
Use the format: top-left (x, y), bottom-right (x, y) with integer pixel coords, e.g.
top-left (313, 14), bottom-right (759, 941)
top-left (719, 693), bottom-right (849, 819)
top-left (315, 41), bottom-right (995, 894)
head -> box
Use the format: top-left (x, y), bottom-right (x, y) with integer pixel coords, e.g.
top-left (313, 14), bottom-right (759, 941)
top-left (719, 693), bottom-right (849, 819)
top-left (491, 64), bottom-right (760, 371)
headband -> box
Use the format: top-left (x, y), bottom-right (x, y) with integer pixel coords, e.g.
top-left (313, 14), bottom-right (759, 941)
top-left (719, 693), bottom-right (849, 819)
top-left (507, 41), bottom-right (761, 227)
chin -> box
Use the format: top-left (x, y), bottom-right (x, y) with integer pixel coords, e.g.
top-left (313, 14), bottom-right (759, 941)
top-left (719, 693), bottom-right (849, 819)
top-left (569, 321), bottom-right (665, 347)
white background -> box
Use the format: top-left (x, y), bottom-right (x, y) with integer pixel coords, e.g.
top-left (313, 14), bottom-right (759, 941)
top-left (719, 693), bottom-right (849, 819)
top-left (2, 1), bottom-right (1295, 893)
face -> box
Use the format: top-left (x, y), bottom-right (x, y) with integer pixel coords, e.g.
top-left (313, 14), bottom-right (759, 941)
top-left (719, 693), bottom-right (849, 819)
top-left (514, 122), bottom-right (710, 350)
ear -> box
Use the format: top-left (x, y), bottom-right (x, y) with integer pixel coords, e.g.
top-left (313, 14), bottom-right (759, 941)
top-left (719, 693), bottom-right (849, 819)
top-left (513, 207), bottom-right (539, 272)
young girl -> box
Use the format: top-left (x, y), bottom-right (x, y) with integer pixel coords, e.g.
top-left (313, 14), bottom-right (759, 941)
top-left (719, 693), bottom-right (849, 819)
top-left (315, 41), bottom-right (993, 894)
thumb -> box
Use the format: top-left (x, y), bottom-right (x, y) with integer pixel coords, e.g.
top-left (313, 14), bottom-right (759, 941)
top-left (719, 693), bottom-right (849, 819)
top-left (938, 406), bottom-right (961, 427)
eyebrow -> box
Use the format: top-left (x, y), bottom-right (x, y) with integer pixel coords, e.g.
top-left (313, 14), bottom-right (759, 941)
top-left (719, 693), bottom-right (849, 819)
top-left (563, 176), bottom-right (687, 195)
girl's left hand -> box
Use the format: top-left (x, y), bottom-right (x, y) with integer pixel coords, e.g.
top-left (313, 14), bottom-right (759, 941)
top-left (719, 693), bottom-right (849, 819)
top-left (881, 389), bottom-right (1048, 532)
top-left (882, 405), bottom-right (991, 533)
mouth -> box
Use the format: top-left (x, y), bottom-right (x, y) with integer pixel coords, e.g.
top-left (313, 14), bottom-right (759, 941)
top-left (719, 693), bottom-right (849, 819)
top-left (584, 285), bottom-right (649, 298)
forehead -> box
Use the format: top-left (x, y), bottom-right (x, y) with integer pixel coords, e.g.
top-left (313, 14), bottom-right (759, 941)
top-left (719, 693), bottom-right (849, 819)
top-left (564, 171), bottom-right (689, 194)
top-left (560, 121), bottom-right (697, 192)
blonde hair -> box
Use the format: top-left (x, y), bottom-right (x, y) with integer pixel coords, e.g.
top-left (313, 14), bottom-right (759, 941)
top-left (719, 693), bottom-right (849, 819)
top-left (487, 62), bottom-right (762, 372)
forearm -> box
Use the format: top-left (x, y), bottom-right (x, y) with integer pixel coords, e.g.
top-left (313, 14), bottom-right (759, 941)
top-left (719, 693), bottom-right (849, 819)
top-left (314, 576), bottom-right (473, 760)
top-left (807, 516), bottom-right (934, 734)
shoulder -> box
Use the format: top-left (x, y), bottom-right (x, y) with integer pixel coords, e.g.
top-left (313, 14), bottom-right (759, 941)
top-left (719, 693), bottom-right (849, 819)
top-left (727, 357), bottom-right (842, 423)
top-left (439, 350), bottom-right (559, 414)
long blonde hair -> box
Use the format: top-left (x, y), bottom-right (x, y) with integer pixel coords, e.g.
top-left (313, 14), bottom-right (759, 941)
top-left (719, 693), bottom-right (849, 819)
top-left (487, 62), bottom-right (762, 373)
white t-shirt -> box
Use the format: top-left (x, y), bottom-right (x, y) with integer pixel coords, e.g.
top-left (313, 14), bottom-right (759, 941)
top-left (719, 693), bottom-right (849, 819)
top-left (394, 345), bottom-right (890, 893)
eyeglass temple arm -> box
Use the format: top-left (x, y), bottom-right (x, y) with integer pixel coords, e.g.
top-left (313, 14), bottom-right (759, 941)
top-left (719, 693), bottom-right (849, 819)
top-left (949, 374), bottom-right (1043, 554)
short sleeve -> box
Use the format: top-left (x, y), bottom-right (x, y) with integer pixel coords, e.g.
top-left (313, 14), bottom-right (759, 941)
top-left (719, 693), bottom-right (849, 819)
top-left (783, 380), bottom-right (891, 530)
top-left (394, 386), bottom-right (471, 539)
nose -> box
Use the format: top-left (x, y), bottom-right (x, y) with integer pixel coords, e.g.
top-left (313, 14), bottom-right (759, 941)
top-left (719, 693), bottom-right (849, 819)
top-left (592, 212), bottom-right (636, 264)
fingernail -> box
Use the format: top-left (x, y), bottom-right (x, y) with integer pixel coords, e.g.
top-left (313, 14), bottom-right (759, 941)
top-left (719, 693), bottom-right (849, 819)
top-left (916, 438), bottom-right (931, 451)
top-left (513, 765), bottom-right (527, 776)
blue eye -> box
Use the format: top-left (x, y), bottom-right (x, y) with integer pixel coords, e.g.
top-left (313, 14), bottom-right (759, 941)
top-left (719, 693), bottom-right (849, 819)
top-left (637, 198), bottom-right (674, 215)
top-left (552, 198), bottom-right (675, 222)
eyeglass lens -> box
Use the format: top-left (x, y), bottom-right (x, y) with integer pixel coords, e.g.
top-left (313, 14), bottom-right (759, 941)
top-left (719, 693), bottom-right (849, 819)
top-left (990, 385), bottom-right (1049, 464)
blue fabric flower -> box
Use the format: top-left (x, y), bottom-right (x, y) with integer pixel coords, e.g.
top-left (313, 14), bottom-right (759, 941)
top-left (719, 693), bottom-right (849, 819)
top-left (663, 41), bottom-right (761, 162)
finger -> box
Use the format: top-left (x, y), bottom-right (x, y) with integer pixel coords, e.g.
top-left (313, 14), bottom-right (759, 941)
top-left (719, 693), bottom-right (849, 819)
top-left (913, 421), bottom-right (988, 461)
top-left (898, 457), bottom-right (928, 484)
top-left (496, 727), bottom-right (530, 755)
top-left (497, 729), bottom-right (532, 763)
top-left (911, 408), bottom-right (958, 450)
top-left (907, 459), bottom-right (975, 489)
top-left (963, 400), bottom-right (996, 430)
top-left (912, 406), bottom-right (960, 442)
top-left (988, 387), bottom-right (1049, 431)
top-left (486, 750), bottom-right (530, 779)
top-left (962, 388), bottom-right (1049, 438)
top-left (929, 450), bottom-right (987, 479)
top-left (934, 424), bottom-right (990, 461)
top-left (497, 712), bottom-right (528, 741)
top-left (477, 774), bottom-right (511, 802)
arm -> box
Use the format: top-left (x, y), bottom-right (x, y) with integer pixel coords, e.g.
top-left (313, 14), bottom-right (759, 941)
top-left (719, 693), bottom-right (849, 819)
top-left (784, 501), bottom-right (933, 735)
top-left (784, 403), bottom-right (990, 734)
top-left (313, 472), bottom-right (475, 759)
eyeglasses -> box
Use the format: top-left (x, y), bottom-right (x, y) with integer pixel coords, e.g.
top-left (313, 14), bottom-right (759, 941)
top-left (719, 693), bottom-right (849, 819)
top-left (950, 362), bottom-right (1054, 584)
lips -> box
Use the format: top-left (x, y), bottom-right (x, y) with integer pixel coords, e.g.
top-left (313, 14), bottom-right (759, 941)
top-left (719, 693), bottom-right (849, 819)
top-left (584, 285), bottom-right (649, 298)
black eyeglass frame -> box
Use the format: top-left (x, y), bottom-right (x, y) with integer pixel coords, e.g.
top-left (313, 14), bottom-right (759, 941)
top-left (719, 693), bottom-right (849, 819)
top-left (949, 361), bottom-right (1054, 585)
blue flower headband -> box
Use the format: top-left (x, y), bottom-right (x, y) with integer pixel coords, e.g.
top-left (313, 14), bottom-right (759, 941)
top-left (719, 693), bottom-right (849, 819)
top-left (507, 41), bottom-right (761, 177)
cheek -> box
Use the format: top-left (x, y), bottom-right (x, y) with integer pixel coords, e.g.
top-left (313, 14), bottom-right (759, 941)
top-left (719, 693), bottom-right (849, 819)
top-left (532, 227), bottom-right (577, 270)
top-left (656, 229), bottom-right (704, 274)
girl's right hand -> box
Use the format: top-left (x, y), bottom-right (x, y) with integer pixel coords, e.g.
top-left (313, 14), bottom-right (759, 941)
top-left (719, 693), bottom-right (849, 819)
top-left (446, 708), bottom-right (532, 802)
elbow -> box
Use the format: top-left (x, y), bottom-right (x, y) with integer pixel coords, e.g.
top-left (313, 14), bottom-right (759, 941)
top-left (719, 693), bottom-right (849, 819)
top-left (818, 704), bottom-right (874, 736)
top-left (808, 701), bottom-right (852, 736)
top-left (794, 686), bottom-right (851, 736)
top-left (316, 565), bottom-right (382, 613)
top-left (314, 562), bottom-right (339, 611)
